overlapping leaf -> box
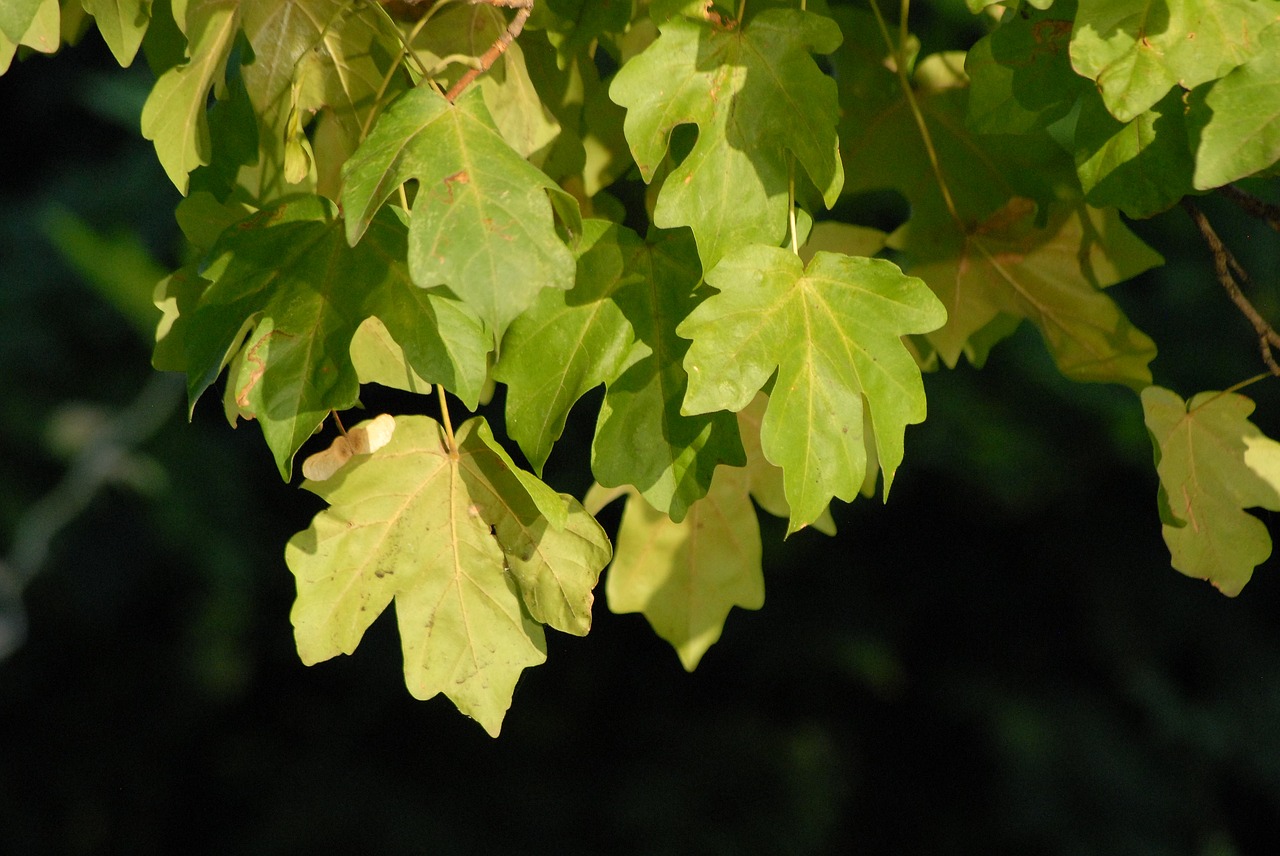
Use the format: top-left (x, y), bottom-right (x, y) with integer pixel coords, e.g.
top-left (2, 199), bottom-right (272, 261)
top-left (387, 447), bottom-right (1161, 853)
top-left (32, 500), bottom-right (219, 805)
top-left (903, 199), bottom-right (1161, 386)
top-left (966, 0), bottom-right (1085, 135)
top-left (342, 86), bottom-right (575, 338)
top-left (184, 195), bottom-right (489, 478)
top-left (592, 395), bottom-right (832, 670)
top-left (239, 0), bottom-right (400, 187)
top-left (409, 1), bottom-right (560, 160)
top-left (837, 31), bottom-right (1162, 385)
top-left (1188, 24), bottom-right (1280, 189)
top-left (494, 219), bottom-right (644, 473)
top-left (141, 0), bottom-right (242, 193)
top-left (679, 246), bottom-right (946, 533)
top-left (1070, 0), bottom-right (1280, 123)
top-left (1074, 88), bottom-right (1195, 219)
top-left (610, 7), bottom-right (844, 269)
top-left (287, 414), bottom-right (609, 736)
top-left (590, 228), bottom-right (745, 521)
top-left (1143, 386), bottom-right (1280, 596)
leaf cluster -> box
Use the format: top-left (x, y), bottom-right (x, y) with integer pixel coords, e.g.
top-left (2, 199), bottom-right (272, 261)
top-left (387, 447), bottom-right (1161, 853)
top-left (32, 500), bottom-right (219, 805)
top-left (9, 0), bottom-right (1280, 733)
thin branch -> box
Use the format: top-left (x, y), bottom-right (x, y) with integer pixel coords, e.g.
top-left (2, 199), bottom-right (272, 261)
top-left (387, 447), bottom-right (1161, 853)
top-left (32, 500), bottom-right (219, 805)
top-left (445, 0), bottom-right (534, 103)
top-left (1182, 199), bottom-right (1280, 377)
top-left (1219, 184), bottom-right (1280, 234)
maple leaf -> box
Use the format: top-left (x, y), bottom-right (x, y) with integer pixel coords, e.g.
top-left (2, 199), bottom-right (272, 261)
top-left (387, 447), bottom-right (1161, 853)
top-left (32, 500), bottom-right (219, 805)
top-left (287, 414), bottom-right (609, 735)
top-left (1143, 386), bottom-right (1280, 597)
top-left (610, 7), bottom-right (844, 269)
top-left (184, 195), bottom-right (489, 478)
top-left (341, 86), bottom-right (576, 338)
top-left (679, 245), bottom-right (946, 533)
top-left (902, 198), bottom-right (1161, 387)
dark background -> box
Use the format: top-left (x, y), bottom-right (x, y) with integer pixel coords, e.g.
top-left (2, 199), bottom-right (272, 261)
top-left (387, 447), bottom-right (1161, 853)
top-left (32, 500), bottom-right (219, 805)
top-left (3, 13), bottom-right (1280, 856)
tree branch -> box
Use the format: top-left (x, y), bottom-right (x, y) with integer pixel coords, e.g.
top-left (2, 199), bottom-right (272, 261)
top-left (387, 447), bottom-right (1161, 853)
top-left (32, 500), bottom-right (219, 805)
top-left (1182, 199), bottom-right (1280, 377)
top-left (445, 0), bottom-right (534, 103)
top-left (1219, 184), bottom-right (1280, 234)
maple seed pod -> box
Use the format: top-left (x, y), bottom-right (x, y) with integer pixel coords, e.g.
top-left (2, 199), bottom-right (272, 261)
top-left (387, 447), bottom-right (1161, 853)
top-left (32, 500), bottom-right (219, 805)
top-left (302, 414), bottom-right (396, 481)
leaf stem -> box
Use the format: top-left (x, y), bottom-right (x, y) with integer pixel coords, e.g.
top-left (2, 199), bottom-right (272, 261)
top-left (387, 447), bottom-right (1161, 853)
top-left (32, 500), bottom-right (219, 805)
top-left (436, 384), bottom-right (458, 455)
top-left (1182, 199), bottom-right (1280, 377)
top-left (868, 0), bottom-right (965, 236)
top-left (788, 156), bottom-right (800, 255)
top-left (332, 409), bottom-right (348, 437)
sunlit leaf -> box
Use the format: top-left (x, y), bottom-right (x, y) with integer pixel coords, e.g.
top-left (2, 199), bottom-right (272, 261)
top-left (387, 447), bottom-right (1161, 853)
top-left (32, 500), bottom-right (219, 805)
top-left (679, 245), bottom-right (946, 533)
top-left (1069, 0), bottom-right (1280, 123)
top-left (287, 414), bottom-right (608, 736)
top-left (342, 86), bottom-right (575, 338)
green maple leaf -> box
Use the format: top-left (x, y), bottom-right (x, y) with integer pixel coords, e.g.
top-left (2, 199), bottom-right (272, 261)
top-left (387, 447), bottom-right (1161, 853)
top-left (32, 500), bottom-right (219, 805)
top-left (1189, 24), bottom-right (1280, 189)
top-left (609, 7), bottom-right (844, 269)
top-left (598, 476), bottom-right (763, 671)
top-left (679, 245), bottom-right (946, 533)
top-left (1070, 0), bottom-right (1280, 123)
top-left (141, 0), bottom-right (242, 193)
top-left (1143, 386), bottom-right (1280, 596)
top-left (287, 414), bottom-right (609, 736)
top-left (184, 195), bottom-right (489, 478)
top-left (341, 86), bottom-right (576, 338)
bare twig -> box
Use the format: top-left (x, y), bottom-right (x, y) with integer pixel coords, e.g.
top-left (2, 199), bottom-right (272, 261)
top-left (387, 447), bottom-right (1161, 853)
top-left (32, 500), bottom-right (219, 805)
top-left (445, 0), bottom-right (534, 103)
top-left (1182, 199), bottom-right (1280, 377)
top-left (1219, 184), bottom-right (1280, 234)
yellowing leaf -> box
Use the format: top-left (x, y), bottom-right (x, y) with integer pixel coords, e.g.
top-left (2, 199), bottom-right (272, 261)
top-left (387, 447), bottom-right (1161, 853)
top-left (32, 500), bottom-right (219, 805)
top-left (903, 199), bottom-right (1161, 387)
top-left (598, 472), bottom-right (763, 672)
top-left (287, 415), bottom-right (609, 735)
top-left (1142, 386), bottom-right (1280, 596)
top-left (301, 413), bottom-right (396, 481)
